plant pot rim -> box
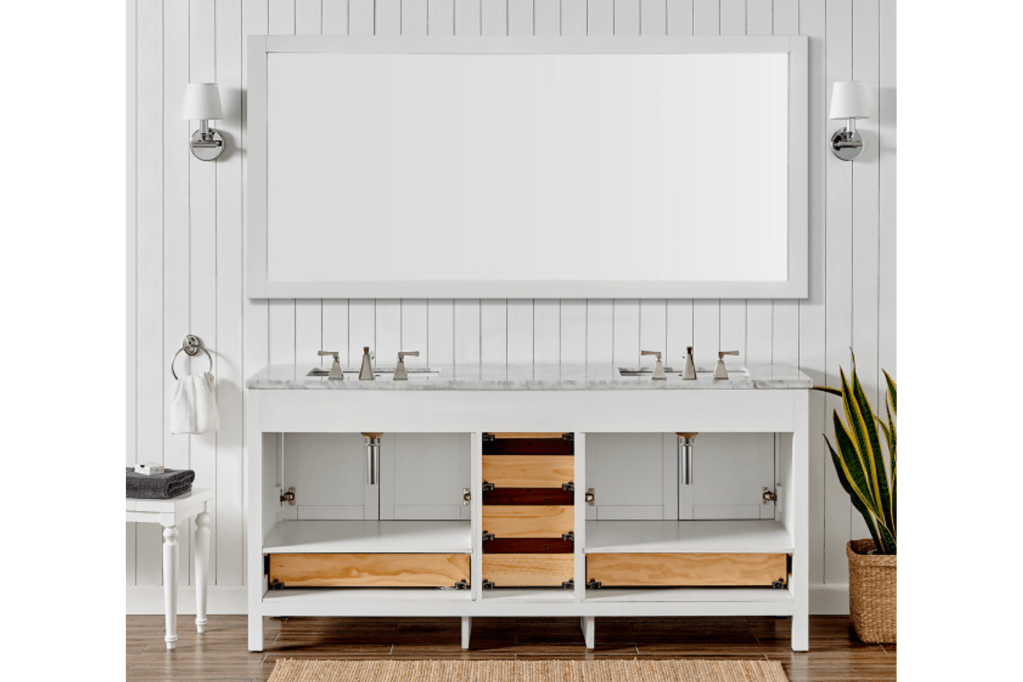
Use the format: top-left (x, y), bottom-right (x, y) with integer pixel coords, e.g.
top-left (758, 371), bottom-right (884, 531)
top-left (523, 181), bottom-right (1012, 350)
top-left (847, 539), bottom-right (896, 566)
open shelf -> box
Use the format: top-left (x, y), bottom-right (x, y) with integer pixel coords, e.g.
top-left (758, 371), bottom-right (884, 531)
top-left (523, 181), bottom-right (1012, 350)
top-left (263, 520), bottom-right (472, 554)
top-left (585, 520), bottom-right (793, 554)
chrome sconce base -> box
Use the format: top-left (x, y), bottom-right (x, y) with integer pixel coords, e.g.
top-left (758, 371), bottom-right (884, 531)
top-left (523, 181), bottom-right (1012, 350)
top-left (190, 128), bottom-right (225, 161)
top-left (831, 128), bottom-right (864, 161)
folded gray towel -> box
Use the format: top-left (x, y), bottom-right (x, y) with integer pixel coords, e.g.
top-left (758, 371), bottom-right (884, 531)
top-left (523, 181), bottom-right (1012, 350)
top-left (126, 468), bottom-right (195, 499)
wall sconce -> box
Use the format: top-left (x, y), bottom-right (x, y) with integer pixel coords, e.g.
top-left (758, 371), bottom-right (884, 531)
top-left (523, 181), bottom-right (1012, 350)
top-left (829, 81), bottom-right (871, 161)
top-left (182, 82), bottom-right (224, 161)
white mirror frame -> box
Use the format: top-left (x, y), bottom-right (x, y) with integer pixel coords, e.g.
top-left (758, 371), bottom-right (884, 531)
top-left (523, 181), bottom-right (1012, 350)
top-left (247, 36), bottom-right (808, 300)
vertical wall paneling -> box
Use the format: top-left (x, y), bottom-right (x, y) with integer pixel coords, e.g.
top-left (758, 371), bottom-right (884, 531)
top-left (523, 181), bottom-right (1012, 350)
top-left (799, 0), bottom-right (827, 592)
top-left (126, 0), bottom-right (139, 586)
top-left (189, 0), bottom-right (219, 586)
top-left (323, 0), bottom-right (350, 33)
top-left (849, 0), bottom-right (880, 543)
top-left (481, 0), bottom-right (507, 34)
top-left (214, 0), bottom-right (244, 586)
top-left (666, 0), bottom-right (694, 35)
top-left (824, 0), bottom-right (854, 586)
top-left (878, 0), bottom-right (896, 390)
top-left (128, 0), bottom-right (895, 613)
top-left (164, 0), bottom-right (192, 585)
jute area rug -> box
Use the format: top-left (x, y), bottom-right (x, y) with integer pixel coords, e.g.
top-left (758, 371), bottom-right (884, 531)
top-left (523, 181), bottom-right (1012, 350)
top-left (267, 659), bottom-right (788, 682)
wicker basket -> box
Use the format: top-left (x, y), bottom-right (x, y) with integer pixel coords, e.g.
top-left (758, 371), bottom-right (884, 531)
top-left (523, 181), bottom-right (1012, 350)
top-left (847, 539), bottom-right (897, 643)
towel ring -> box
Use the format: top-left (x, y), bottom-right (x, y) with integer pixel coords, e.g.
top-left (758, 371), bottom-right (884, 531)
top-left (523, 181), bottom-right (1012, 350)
top-left (171, 335), bottom-right (213, 380)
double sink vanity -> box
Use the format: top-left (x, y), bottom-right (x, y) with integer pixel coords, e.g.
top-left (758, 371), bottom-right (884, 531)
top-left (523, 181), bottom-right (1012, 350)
top-left (244, 359), bottom-right (811, 651)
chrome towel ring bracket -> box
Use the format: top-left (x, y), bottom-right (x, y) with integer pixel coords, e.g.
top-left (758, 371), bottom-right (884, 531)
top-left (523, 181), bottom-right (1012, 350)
top-left (171, 334), bottom-right (213, 380)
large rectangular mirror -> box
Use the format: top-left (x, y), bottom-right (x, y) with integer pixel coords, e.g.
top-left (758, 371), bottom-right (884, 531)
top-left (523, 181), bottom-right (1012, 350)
top-left (248, 37), bottom-right (807, 299)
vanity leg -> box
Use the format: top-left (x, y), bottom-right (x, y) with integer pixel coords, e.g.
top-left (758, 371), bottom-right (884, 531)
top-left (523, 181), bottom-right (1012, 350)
top-left (581, 616), bottom-right (595, 650)
top-left (248, 613), bottom-right (264, 652)
top-left (194, 511), bottom-right (211, 634)
top-left (161, 525), bottom-right (179, 650)
top-left (792, 613), bottom-right (809, 652)
top-left (460, 616), bottom-right (472, 650)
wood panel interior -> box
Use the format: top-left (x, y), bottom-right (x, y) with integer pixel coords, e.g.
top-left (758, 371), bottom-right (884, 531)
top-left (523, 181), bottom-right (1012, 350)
top-left (268, 553), bottom-right (470, 588)
top-left (482, 455), bottom-right (575, 488)
top-left (482, 506), bottom-right (574, 539)
top-left (482, 554), bottom-right (576, 588)
top-left (586, 553), bottom-right (789, 588)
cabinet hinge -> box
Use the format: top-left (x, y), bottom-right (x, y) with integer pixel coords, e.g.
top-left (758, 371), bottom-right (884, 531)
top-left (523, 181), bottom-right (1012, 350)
top-left (562, 531), bottom-right (575, 542)
top-left (585, 488), bottom-right (596, 506)
top-left (562, 481), bottom-right (575, 492)
top-left (453, 578), bottom-right (470, 590)
top-left (482, 579), bottom-right (496, 590)
top-left (483, 433), bottom-right (495, 442)
top-left (482, 531), bottom-right (495, 542)
top-left (562, 579), bottom-right (575, 589)
top-left (462, 488), bottom-right (471, 506)
top-left (280, 487), bottom-right (296, 506)
top-left (762, 487), bottom-right (778, 504)
top-left (587, 579), bottom-right (602, 590)
top-left (482, 481), bottom-right (495, 493)
top-left (562, 433), bottom-right (574, 442)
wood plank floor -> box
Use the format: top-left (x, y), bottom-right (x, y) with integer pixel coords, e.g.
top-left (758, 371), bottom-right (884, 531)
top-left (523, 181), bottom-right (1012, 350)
top-left (126, 615), bottom-right (894, 682)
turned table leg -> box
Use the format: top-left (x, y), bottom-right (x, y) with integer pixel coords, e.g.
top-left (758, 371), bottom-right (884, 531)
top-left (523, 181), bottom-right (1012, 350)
top-left (194, 511), bottom-right (211, 634)
top-left (162, 524), bottom-right (179, 650)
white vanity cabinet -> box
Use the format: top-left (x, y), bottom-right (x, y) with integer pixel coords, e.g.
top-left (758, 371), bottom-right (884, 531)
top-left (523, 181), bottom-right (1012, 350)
top-left (245, 365), bottom-right (810, 652)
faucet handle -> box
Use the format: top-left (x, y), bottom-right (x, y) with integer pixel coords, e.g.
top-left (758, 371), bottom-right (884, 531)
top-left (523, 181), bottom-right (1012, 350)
top-left (714, 350), bottom-right (740, 380)
top-left (318, 350), bottom-right (339, 360)
top-left (640, 350), bottom-right (666, 380)
top-left (394, 350), bottom-right (420, 381)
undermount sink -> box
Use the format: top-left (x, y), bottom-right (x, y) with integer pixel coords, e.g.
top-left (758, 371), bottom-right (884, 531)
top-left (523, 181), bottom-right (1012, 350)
top-left (618, 366), bottom-right (749, 378)
top-left (307, 367), bottom-right (441, 378)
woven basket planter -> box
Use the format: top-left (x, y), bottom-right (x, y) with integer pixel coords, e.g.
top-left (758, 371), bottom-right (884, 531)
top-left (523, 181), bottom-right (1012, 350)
top-left (847, 539), bottom-right (896, 643)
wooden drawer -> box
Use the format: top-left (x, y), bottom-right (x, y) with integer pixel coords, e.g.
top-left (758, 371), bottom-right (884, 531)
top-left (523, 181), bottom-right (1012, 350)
top-left (267, 553), bottom-right (470, 588)
top-left (483, 435), bottom-right (574, 456)
top-left (586, 553), bottom-right (788, 588)
top-left (483, 554), bottom-right (575, 587)
top-left (482, 487), bottom-right (574, 505)
top-left (483, 505), bottom-right (574, 539)
top-left (482, 455), bottom-right (574, 489)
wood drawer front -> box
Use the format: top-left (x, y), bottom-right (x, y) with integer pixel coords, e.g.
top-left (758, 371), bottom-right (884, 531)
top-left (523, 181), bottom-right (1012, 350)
top-left (483, 436), bottom-right (574, 456)
top-left (482, 487), bottom-right (574, 505)
top-left (586, 553), bottom-right (788, 587)
top-left (482, 455), bottom-right (574, 488)
top-left (483, 505), bottom-right (574, 539)
top-left (268, 553), bottom-right (470, 588)
top-left (483, 554), bottom-right (575, 587)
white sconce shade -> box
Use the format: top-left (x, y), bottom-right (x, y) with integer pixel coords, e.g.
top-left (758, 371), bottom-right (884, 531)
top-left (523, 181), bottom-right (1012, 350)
top-left (829, 81), bottom-right (871, 120)
top-left (182, 83), bottom-right (224, 121)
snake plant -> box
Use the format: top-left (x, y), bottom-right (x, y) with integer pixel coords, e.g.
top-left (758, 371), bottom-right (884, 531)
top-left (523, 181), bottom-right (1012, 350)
top-left (815, 354), bottom-right (896, 555)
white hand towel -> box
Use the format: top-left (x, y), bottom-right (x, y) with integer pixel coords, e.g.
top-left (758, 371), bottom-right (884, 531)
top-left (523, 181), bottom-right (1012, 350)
top-left (170, 373), bottom-right (220, 435)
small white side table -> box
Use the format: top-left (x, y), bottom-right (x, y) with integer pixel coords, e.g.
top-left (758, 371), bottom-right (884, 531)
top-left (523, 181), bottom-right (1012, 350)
top-left (127, 488), bottom-right (214, 650)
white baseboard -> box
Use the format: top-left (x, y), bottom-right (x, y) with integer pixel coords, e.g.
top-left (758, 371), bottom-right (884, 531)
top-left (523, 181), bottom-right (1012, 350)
top-left (127, 586), bottom-right (247, 615)
top-left (127, 584), bottom-right (849, 616)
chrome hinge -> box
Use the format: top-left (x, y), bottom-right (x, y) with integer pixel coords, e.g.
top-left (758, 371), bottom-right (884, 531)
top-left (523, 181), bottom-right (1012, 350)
top-left (562, 531), bottom-right (575, 542)
top-left (462, 488), bottom-right (471, 506)
top-left (482, 580), bottom-right (495, 590)
top-left (453, 578), bottom-right (470, 590)
top-left (585, 488), bottom-right (596, 506)
top-left (280, 487), bottom-right (296, 506)
top-left (483, 433), bottom-right (495, 442)
top-left (587, 579), bottom-right (602, 590)
top-left (482, 481), bottom-right (495, 493)
top-left (562, 579), bottom-right (575, 589)
top-left (482, 531), bottom-right (495, 542)
top-left (562, 481), bottom-right (575, 492)
top-left (762, 487), bottom-right (778, 504)
top-left (562, 433), bottom-right (574, 442)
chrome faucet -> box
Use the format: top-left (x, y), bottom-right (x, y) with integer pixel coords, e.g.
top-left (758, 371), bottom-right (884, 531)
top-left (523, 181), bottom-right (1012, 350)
top-left (640, 350), bottom-right (666, 380)
top-left (358, 346), bottom-right (375, 380)
top-left (393, 351), bottom-right (420, 381)
top-left (714, 350), bottom-right (740, 380)
top-left (317, 350), bottom-right (343, 380)
top-left (682, 346), bottom-right (697, 380)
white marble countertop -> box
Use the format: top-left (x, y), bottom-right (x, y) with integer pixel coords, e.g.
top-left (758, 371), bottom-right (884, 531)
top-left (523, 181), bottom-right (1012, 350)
top-left (245, 363), bottom-right (811, 390)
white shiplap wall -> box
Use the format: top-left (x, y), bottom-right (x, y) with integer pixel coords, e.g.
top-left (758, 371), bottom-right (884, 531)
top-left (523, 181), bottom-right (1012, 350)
top-left (127, 0), bottom-right (896, 615)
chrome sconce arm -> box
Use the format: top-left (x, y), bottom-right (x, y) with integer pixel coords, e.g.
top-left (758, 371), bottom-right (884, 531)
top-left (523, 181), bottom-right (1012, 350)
top-left (183, 82), bottom-right (225, 161)
top-left (829, 81), bottom-right (871, 161)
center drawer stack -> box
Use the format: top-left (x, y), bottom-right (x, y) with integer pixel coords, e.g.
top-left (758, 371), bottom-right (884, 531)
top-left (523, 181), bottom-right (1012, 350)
top-left (481, 433), bottom-right (575, 588)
